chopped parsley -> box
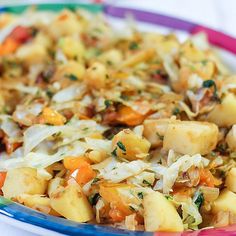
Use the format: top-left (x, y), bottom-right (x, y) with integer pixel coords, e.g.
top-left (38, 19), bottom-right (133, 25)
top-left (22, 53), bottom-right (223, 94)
top-left (46, 90), bottom-right (53, 98)
top-left (142, 179), bottom-right (152, 187)
top-left (104, 100), bottom-right (112, 108)
top-left (117, 141), bottom-right (126, 152)
top-left (129, 42), bottom-right (139, 50)
top-left (92, 177), bottom-right (100, 184)
top-left (156, 132), bottom-right (164, 141)
top-left (172, 107), bottom-right (180, 115)
top-left (120, 94), bottom-right (129, 101)
top-left (165, 195), bottom-right (173, 201)
top-left (201, 59), bottom-right (208, 66)
top-left (194, 191), bottom-right (204, 209)
top-left (129, 205), bottom-right (137, 212)
top-left (137, 192), bottom-right (144, 199)
top-left (202, 79), bottom-right (220, 102)
top-left (65, 74), bottom-right (78, 81)
top-left (111, 147), bottom-right (117, 157)
top-left (88, 193), bottom-right (101, 206)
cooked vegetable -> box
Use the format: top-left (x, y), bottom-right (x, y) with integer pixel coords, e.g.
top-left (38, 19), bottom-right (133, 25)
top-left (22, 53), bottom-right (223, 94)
top-left (226, 168), bottom-right (236, 192)
top-left (112, 129), bottom-right (150, 161)
top-left (143, 119), bottom-right (173, 147)
top-left (117, 106), bottom-right (146, 126)
top-left (17, 194), bottom-right (59, 216)
top-left (50, 184), bottom-right (94, 222)
top-left (0, 7), bottom-right (236, 232)
top-left (212, 190), bottom-right (236, 215)
top-left (0, 172), bottom-right (6, 189)
top-left (207, 93), bottom-right (236, 127)
top-left (143, 191), bottom-right (184, 232)
top-left (226, 126), bottom-right (236, 151)
top-left (65, 158), bottom-right (96, 185)
top-left (2, 168), bottom-right (48, 199)
top-left (163, 121), bottom-right (218, 155)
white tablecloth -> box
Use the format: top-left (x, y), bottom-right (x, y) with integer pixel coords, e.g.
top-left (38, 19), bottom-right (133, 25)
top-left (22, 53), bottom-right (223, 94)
top-left (0, 0), bottom-right (235, 235)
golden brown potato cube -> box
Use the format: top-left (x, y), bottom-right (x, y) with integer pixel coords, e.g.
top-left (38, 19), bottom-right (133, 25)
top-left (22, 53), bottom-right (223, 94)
top-left (226, 168), bottom-right (236, 193)
top-left (84, 62), bottom-right (108, 90)
top-left (163, 121), bottom-right (218, 155)
top-left (112, 129), bottom-right (151, 161)
top-left (50, 184), bottom-right (94, 222)
top-left (143, 191), bottom-right (183, 232)
top-left (2, 168), bottom-right (48, 199)
top-left (226, 126), bottom-right (236, 151)
top-left (212, 190), bottom-right (236, 215)
top-left (143, 119), bottom-right (173, 148)
top-left (207, 93), bottom-right (236, 127)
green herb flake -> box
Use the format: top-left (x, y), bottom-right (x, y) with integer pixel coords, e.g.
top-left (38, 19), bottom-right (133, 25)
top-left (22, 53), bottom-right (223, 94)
top-left (172, 107), bottom-right (180, 115)
top-left (201, 60), bottom-right (208, 66)
top-left (111, 147), bottom-right (117, 157)
top-left (65, 74), bottom-right (78, 81)
top-left (117, 141), bottom-right (126, 152)
top-left (165, 195), bottom-right (173, 201)
top-left (129, 205), bottom-right (137, 212)
top-left (46, 90), bottom-right (53, 98)
top-left (88, 193), bottom-right (101, 206)
top-left (120, 94), bottom-right (129, 101)
top-left (137, 192), bottom-right (144, 199)
top-left (194, 192), bottom-right (204, 209)
top-left (129, 42), bottom-right (139, 50)
top-left (156, 132), bottom-right (164, 141)
top-left (155, 69), bottom-right (162, 75)
top-left (104, 100), bottom-right (112, 108)
top-left (92, 178), bottom-right (100, 184)
top-left (202, 79), bottom-right (220, 102)
top-left (143, 179), bottom-right (152, 187)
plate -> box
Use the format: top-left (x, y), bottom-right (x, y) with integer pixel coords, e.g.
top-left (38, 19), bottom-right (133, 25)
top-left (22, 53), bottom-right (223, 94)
top-left (0, 2), bottom-right (236, 236)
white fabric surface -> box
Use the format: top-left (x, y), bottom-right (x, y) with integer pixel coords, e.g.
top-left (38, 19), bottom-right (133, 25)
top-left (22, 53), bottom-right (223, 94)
top-left (0, 0), bottom-right (235, 235)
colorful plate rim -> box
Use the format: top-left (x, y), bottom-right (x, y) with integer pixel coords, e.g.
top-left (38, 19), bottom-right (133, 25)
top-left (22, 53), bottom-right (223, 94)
top-left (0, 2), bottom-right (236, 236)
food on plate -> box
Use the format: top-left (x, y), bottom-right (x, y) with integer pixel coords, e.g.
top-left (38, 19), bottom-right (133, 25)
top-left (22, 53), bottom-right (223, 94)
top-left (0, 7), bottom-right (236, 232)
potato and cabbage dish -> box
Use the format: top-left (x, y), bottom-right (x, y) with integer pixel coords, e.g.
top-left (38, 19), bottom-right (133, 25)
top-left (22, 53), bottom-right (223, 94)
top-left (0, 8), bottom-right (236, 232)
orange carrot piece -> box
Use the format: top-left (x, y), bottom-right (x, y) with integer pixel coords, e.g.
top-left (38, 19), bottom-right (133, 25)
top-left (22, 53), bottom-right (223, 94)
top-left (0, 172), bottom-right (6, 189)
top-left (65, 158), bottom-right (95, 186)
top-left (117, 106), bottom-right (145, 126)
top-left (0, 38), bottom-right (19, 56)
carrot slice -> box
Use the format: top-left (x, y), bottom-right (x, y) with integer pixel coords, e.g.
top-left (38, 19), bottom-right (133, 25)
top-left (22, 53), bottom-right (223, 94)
top-left (117, 106), bottom-right (145, 126)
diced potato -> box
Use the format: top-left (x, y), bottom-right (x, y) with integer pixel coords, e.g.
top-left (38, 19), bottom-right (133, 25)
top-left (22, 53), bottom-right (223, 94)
top-left (226, 126), bottom-right (236, 151)
top-left (226, 168), bottom-right (236, 192)
top-left (2, 168), bottom-right (48, 199)
top-left (112, 129), bottom-right (151, 161)
top-left (50, 184), bottom-right (94, 222)
top-left (207, 93), bottom-right (236, 127)
top-left (143, 191), bottom-right (183, 232)
top-left (87, 150), bottom-right (106, 164)
top-left (58, 37), bottom-right (85, 60)
top-left (17, 194), bottom-right (59, 216)
top-left (49, 10), bottom-right (81, 39)
top-left (54, 60), bottom-right (85, 81)
top-left (16, 43), bottom-right (48, 65)
top-left (99, 49), bottom-right (123, 66)
top-left (163, 120), bottom-right (218, 155)
top-left (48, 177), bottom-right (65, 197)
top-left (143, 119), bottom-right (173, 148)
top-left (84, 62), bottom-right (108, 90)
top-left (212, 189), bottom-right (236, 215)
top-left (180, 42), bottom-right (206, 62)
